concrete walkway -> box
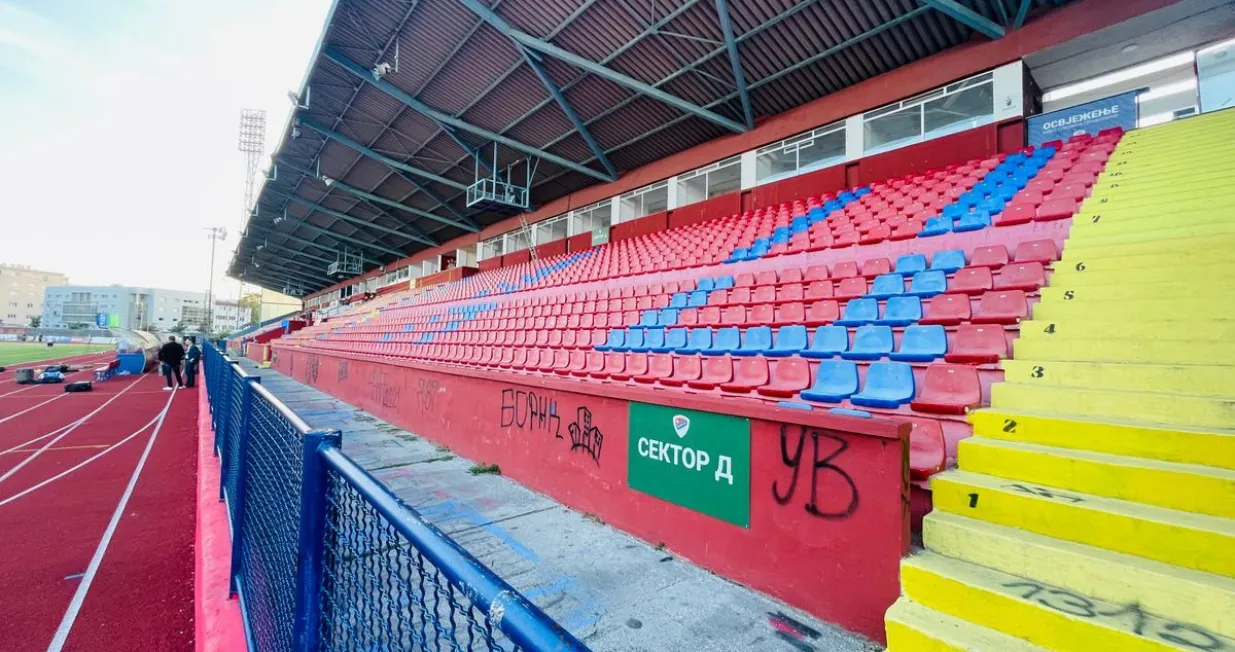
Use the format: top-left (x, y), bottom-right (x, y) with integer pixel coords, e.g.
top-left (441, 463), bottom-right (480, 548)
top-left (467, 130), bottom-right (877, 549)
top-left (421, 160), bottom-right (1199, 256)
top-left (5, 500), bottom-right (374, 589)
top-left (238, 359), bottom-right (881, 652)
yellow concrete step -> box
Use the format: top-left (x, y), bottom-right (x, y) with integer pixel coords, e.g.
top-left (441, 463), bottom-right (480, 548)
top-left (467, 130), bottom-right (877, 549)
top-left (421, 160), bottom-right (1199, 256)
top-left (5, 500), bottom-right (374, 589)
top-left (991, 383), bottom-right (1235, 428)
top-left (1061, 234), bottom-right (1235, 262)
top-left (1019, 319), bottom-right (1235, 345)
top-left (901, 552), bottom-right (1235, 652)
top-left (932, 470), bottom-right (1235, 578)
top-left (885, 597), bottom-right (1050, 652)
top-left (958, 438), bottom-right (1235, 518)
top-left (969, 408), bottom-right (1235, 471)
top-left (1089, 176), bottom-right (1235, 203)
top-left (1010, 337), bottom-right (1235, 366)
top-left (1102, 152), bottom-right (1235, 173)
top-left (1040, 281), bottom-right (1235, 303)
top-left (1070, 210), bottom-right (1234, 237)
top-left (1032, 296), bottom-right (1232, 322)
top-left (1059, 223), bottom-right (1235, 249)
top-left (1046, 264), bottom-right (1235, 288)
top-left (923, 512), bottom-right (1235, 640)
top-left (1000, 359), bottom-right (1235, 399)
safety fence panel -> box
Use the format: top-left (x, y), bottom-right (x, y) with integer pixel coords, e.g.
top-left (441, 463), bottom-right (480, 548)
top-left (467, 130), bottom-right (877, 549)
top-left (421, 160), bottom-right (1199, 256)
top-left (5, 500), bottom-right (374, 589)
top-left (201, 343), bottom-right (587, 652)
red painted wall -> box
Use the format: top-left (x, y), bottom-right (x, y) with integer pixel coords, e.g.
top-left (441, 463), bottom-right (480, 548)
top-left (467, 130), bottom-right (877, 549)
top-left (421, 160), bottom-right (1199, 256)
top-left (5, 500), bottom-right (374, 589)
top-left (611, 211), bottom-right (669, 242)
top-left (534, 239), bottom-right (568, 259)
top-left (667, 192), bottom-right (743, 230)
top-left (748, 164), bottom-right (848, 209)
top-left (273, 347), bottom-right (909, 642)
top-left (478, 257), bottom-right (501, 272)
top-left (501, 249), bottom-right (531, 267)
top-left (565, 232), bottom-right (592, 253)
top-left (304, 0), bottom-right (1177, 301)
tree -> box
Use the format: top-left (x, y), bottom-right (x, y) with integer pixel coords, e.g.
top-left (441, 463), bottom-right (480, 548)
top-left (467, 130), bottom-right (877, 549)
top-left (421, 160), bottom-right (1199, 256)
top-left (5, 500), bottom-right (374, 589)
top-left (28, 316), bottom-right (40, 328)
top-left (238, 293), bottom-right (262, 325)
top-left (170, 322), bottom-right (188, 335)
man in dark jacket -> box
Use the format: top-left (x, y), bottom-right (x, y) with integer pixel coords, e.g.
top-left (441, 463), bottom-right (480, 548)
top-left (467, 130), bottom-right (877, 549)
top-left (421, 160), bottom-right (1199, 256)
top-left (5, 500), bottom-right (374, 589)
top-left (158, 335), bottom-right (186, 390)
top-left (183, 336), bottom-right (202, 388)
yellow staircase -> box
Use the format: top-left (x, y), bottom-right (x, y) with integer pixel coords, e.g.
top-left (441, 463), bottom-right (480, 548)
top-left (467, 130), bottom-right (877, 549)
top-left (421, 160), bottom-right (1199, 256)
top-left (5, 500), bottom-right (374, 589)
top-left (885, 110), bottom-right (1235, 651)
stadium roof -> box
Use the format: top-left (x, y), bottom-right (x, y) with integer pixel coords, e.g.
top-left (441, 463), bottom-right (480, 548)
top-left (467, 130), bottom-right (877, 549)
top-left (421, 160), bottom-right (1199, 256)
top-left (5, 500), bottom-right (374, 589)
top-left (231, 0), bottom-right (1075, 294)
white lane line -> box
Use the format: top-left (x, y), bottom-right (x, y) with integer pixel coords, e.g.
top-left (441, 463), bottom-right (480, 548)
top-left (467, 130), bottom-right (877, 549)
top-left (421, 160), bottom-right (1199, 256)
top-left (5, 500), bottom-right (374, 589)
top-left (0, 416), bottom-right (160, 507)
top-left (0, 395), bottom-right (68, 426)
top-left (0, 353), bottom-right (114, 386)
top-left (0, 420), bottom-right (82, 457)
top-left (0, 385), bottom-right (38, 399)
top-left (0, 374), bottom-right (149, 484)
top-left (46, 386), bottom-right (179, 652)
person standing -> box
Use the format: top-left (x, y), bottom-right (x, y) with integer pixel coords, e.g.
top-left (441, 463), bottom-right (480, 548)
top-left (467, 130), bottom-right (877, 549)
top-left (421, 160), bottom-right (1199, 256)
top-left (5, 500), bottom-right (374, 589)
top-left (158, 335), bottom-right (186, 390)
top-left (183, 336), bottom-right (202, 388)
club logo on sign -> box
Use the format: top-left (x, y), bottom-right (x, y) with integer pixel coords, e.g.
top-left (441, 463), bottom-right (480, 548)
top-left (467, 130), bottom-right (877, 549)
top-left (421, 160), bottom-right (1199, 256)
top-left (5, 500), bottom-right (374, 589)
top-left (672, 415), bottom-right (690, 438)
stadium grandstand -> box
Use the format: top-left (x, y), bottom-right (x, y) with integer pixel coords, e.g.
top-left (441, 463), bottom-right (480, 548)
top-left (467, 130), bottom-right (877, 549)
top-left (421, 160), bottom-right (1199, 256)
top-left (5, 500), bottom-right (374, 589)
top-left (199, 0), bottom-right (1234, 650)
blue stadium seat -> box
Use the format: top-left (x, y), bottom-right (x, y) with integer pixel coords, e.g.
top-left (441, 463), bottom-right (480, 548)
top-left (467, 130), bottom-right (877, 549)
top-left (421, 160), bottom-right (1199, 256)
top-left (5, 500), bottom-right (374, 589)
top-left (715, 275), bottom-right (735, 290)
top-left (734, 326), bottom-right (773, 356)
top-left (891, 325), bottom-right (947, 362)
top-left (639, 310), bottom-right (659, 327)
top-left (704, 326), bottom-right (741, 355)
top-left (698, 278), bottom-right (716, 292)
top-left (930, 249), bottom-right (966, 273)
top-left (687, 291), bottom-right (708, 307)
top-left (725, 248), bottom-right (748, 264)
top-left (836, 298), bottom-right (879, 325)
top-left (595, 328), bottom-right (625, 351)
top-left (876, 296), bottom-right (922, 326)
top-left (850, 362), bottom-right (916, 408)
top-left (621, 328), bottom-right (645, 352)
top-left (955, 211), bottom-right (991, 232)
top-left (767, 325), bottom-right (808, 357)
top-left (659, 308), bottom-right (679, 326)
top-left (800, 360), bottom-right (859, 403)
top-left (679, 328), bottom-right (712, 355)
top-left (802, 325), bottom-right (849, 359)
top-left (637, 327), bottom-right (665, 353)
top-left (868, 274), bottom-right (904, 299)
top-left (908, 270), bottom-right (947, 297)
top-left (842, 325), bottom-right (894, 360)
top-left (656, 328), bottom-right (688, 353)
top-left (895, 254), bottom-right (927, 276)
top-left (919, 217), bottom-right (951, 237)
top-left (669, 293), bottom-right (688, 309)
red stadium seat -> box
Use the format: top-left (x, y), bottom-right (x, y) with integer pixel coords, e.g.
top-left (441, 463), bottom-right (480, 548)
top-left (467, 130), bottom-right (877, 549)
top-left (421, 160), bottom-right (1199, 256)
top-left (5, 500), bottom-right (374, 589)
top-left (919, 293), bottom-right (972, 326)
top-left (591, 351), bottom-right (627, 379)
top-left (805, 265), bottom-right (830, 282)
top-left (635, 354), bottom-right (674, 384)
top-left (756, 358), bottom-right (812, 398)
top-left (805, 280), bottom-right (833, 301)
top-left (558, 349), bottom-right (587, 375)
top-left (611, 352), bottom-right (648, 381)
top-left (1035, 198), bottom-right (1078, 221)
top-left (945, 325), bottom-right (1007, 363)
top-left (575, 350), bottom-right (605, 377)
top-left (773, 302), bottom-right (806, 327)
top-left (805, 300), bottom-right (840, 326)
top-left (836, 277), bottom-right (868, 300)
top-left (687, 357), bottom-right (733, 390)
top-left (720, 356), bottom-right (769, 393)
top-left (972, 291), bottom-right (1027, 325)
top-left (661, 355), bottom-right (702, 387)
top-left (911, 364), bottom-right (982, 414)
top-left (950, 267), bottom-right (993, 295)
top-left (1014, 239), bottom-right (1060, 265)
top-left (994, 262), bottom-right (1047, 291)
top-left (861, 258), bottom-right (891, 278)
top-left (970, 245), bottom-right (1009, 269)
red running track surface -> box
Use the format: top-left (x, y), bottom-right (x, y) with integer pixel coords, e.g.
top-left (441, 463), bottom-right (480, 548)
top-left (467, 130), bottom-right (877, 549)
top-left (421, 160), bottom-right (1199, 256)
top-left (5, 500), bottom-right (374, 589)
top-left (0, 352), bottom-right (117, 390)
top-left (0, 371), bottom-right (195, 652)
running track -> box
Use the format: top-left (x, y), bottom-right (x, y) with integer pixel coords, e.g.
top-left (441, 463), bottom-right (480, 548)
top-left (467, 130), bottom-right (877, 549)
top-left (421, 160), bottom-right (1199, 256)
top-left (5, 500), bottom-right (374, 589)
top-left (0, 368), bottom-right (195, 651)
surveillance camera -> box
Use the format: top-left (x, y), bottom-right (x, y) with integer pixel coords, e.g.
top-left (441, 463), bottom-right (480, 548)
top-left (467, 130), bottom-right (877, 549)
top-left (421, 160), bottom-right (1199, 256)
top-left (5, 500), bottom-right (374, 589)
top-left (372, 62), bottom-right (393, 80)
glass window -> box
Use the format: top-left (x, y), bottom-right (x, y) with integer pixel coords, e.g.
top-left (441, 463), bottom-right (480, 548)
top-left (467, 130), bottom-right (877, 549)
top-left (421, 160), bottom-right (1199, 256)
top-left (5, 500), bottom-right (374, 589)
top-left (864, 104), bottom-right (922, 153)
top-left (534, 216), bottom-right (568, 244)
top-left (676, 156), bottom-right (740, 206)
top-left (923, 82), bottom-right (994, 137)
top-left (756, 124), bottom-right (846, 183)
top-left (618, 181), bottom-right (669, 223)
top-left (480, 237), bottom-right (505, 261)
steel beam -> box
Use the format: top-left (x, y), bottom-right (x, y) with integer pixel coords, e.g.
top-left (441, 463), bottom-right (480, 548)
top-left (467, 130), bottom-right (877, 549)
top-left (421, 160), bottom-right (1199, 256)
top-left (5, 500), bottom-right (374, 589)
top-left (247, 262), bottom-right (328, 286)
top-left (1014, 0), bottom-right (1033, 28)
top-left (921, 0), bottom-right (1006, 39)
top-left (256, 200), bottom-right (409, 259)
top-left (249, 224), bottom-right (382, 267)
top-left (521, 50), bottom-right (617, 178)
top-left (297, 117), bottom-right (469, 191)
top-left (252, 239), bottom-right (336, 266)
top-left (322, 47), bottom-right (615, 182)
top-left (715, 0), bottom-right (753, 130)
top-left (269, 164), bottom-right (443, 243)
top-left (455, 0), bottom-right (747, 134)
top-left (296, 172), bottom-right (477, 234)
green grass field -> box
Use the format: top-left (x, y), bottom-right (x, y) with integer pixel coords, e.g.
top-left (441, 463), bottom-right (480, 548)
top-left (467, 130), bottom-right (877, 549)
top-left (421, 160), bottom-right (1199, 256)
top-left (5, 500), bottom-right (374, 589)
top-left (0, 342), bottom-right (107, 367)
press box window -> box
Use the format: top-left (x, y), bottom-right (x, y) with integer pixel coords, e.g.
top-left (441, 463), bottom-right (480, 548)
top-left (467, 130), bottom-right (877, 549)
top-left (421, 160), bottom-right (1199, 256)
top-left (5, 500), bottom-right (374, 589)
top-left (755, 124), bottom-right (846, 184)
top-left (618, 181), bottom-right (669, 223)
top-left (676, 156), bottom-right (740, 206)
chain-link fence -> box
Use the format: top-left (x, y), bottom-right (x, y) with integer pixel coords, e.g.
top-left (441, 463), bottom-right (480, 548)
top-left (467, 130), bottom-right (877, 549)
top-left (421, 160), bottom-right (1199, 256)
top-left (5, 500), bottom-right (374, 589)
top-left (202, 343), bottom-right (586, 652)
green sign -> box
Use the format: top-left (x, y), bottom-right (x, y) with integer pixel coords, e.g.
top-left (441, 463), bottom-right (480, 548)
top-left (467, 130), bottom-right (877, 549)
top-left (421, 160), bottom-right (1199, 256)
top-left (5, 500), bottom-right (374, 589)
top-left (627, 402), bottom-right (750, 527)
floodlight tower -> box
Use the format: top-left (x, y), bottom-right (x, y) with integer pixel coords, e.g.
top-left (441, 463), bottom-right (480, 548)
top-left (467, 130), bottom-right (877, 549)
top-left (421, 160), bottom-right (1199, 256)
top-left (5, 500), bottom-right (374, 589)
top-left (205, 227), bottom-right (228, 334)
top-left (238, 109), bottom-right (267, 306)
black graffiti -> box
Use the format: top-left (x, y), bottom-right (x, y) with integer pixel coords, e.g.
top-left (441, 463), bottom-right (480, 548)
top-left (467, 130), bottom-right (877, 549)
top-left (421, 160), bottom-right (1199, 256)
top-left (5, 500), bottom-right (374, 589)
top-left (1004, 582), bottom-right (1224, 650)
top-left (767, 611), bottom-right (821, 652)
top-left (366, 368), bottom-right (400, 408)
top-left (307, 357), bottom-right (320, 385)
top-left (1003, 483), bottom-right (1084, 504)
top-left (567, 407), bottom-right (603, 465)
top-left (337, 360), bottom-right (349, 383)
top-left (772, 426), bottom-right (859, 519)
top-left (416, 378), bottom-right (439, 415)
top-left (499, 388), bottom-right (560, 438)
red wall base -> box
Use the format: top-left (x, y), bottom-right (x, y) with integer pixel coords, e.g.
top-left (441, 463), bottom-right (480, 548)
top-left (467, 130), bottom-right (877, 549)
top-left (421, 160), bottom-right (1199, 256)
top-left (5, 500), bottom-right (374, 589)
top-left (272, 347), bottom-right (910, 642)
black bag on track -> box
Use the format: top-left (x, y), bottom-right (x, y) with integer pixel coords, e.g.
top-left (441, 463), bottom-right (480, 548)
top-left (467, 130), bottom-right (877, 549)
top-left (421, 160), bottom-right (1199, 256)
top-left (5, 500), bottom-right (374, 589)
top-left (65, 381), bottom-right (93, 393)
top-left (59, 364), bottom-right (71, 373)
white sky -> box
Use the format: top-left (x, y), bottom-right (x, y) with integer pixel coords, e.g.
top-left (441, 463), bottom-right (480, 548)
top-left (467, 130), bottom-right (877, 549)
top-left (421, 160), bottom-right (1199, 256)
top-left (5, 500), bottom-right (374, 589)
top-left (0, 0), bottom-right (333, 300)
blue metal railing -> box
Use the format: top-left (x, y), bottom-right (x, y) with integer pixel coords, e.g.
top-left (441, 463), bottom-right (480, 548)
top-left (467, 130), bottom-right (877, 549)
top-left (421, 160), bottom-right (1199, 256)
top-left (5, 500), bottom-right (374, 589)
top-left (203, 343), bottom-right (588, 652)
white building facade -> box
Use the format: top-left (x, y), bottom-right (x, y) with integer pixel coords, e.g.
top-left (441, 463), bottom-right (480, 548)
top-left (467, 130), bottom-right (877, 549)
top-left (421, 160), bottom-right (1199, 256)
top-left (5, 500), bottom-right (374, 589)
top-left (42, 285), bottom-right (250, 333)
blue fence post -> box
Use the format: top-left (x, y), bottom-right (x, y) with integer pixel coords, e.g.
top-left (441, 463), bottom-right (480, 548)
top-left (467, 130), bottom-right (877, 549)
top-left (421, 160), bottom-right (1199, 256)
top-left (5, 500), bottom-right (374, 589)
top-left (215, 359), bottom-right (240, 462)
top-left (293, 429), bottom-right (341, 652)
top-left (228, 374), bottom-right (262, 596)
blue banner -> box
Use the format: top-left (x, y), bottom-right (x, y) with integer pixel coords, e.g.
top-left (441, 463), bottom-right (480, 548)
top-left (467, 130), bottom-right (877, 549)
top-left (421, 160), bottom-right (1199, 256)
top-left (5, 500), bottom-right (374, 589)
top-left (95, 312), bottom-right (108, 328)
top-left (1028, 91), bottom-right (1138, 146)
